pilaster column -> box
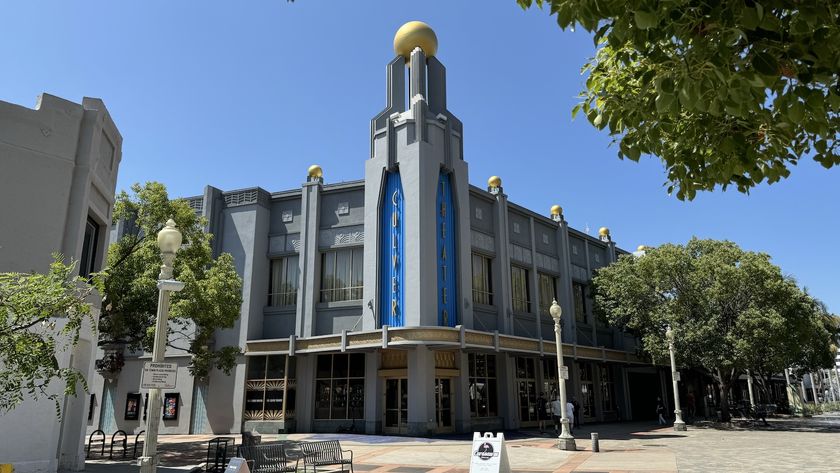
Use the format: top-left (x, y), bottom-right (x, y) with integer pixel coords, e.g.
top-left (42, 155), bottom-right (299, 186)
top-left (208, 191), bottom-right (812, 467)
top-left (296, 178), bottom-right (322, 337)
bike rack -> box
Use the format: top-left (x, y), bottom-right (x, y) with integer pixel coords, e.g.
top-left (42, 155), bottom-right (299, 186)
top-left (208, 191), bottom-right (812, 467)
top-left (87, 430), bottom-right (105, 458)
top-left (133, 430), bottom-right (146, 459)
top-left (109, 430), bottom-right (127, 459)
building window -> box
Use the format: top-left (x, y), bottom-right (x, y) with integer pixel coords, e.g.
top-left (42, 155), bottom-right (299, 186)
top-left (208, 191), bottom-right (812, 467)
top-left (511, 266), bottom-right (530, 313)
top-left (538, 273), bottom-right (558, 316)
top-left (471, 253), bottom-right (493, 306)
top-left (579, 362), bottom-right (595, 418)
top-left (79, 217), bottom-right (100, 278)
top-left (314, 354), bottom-right (365, 420)
top-left (244, 355), bottom-right (296, 421)
top-left (600, 366), bottom-right (616, 412)
top-left (268, 256), bottom-right (299, 306)
top-left (468, 353), bottom-right (498, 418)
top-left (320, 248), bottom-right (363, 302)
top-left (573, 283), bottom-right (587, 324)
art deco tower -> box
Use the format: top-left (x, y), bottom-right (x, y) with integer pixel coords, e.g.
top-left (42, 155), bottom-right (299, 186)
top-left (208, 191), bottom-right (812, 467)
top-left (363, 22), bottom-right (473, 330)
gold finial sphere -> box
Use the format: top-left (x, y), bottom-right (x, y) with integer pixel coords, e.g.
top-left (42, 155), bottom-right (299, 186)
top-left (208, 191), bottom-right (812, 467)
top-left (550, 204), bottom-right (563, 216)
top-left (599, 227), bottom-right (610, 237)
top-left (394, 21), bottom-right (438, 61)
top-left (307, 164), bottom-right (323, 178)
top-left (487, 176), bottom-right (502, 188)
top-left (637, 245), bottom-right (647, 252)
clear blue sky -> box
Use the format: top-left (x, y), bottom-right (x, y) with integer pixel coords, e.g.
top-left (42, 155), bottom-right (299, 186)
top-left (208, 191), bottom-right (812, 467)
top-left (3, 1), bottom-right (837, 312)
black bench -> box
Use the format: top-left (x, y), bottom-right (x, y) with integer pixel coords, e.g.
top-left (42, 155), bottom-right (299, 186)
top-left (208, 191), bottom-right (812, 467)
top-left (299, 440), bottom-right (353, 473)
top-left (237, 444), bottom-right (298, 473)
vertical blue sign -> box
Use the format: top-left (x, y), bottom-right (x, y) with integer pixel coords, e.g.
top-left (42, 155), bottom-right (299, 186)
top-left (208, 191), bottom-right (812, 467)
top-left (380, 171), bottom-right (405, 327)
top-left (437, 172), bottom-right (458, 326)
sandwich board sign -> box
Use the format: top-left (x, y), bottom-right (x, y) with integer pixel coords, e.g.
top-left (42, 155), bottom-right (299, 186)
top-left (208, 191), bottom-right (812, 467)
top-left (469, 432), bottom-right (511, 473)
top-left (140, 362), bottom-right (178, 390)
top-left (224, 457), bottom-right (250, 473)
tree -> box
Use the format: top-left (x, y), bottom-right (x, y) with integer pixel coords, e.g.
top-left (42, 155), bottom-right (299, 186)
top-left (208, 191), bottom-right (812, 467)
top-left (592, 238), bottom-right (835, 421)
top-left (518, 0), bottom-right (840, 199)
top-left (96, 182), bottom-right (243, 378)
top-left (0, 256), bottom-right (94, 415)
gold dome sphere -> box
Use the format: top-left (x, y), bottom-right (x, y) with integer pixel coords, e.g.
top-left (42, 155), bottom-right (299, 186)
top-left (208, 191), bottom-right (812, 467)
top-left (599, 227), bottom-right (610, 237)
top-left (394, 21), bottom-right (438, 61)
top-left (307, 164), bottom-right (323, 178)
top-left (487, 175), bottom-right (502, 188)
top-left (637, 245), bottom-right (647, 252)
top-left (550, 204), bottom-right (563, 216)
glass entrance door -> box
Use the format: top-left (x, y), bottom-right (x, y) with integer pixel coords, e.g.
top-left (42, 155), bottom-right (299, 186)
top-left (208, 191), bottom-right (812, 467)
top-left (516, 357), bottom-right (538, 425)
top-left (435, 378), bottom-right (453, 432)
top-left (384, 378), bottom-right (408, 434)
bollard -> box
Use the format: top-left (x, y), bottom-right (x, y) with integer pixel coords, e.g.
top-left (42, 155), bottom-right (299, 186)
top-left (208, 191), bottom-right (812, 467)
top-left (591, 432), bottom-right (600, 453)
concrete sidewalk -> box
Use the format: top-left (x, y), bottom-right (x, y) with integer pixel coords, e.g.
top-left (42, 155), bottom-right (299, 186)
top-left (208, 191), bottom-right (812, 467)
top-left (79, 417), bottom-right (840, 473)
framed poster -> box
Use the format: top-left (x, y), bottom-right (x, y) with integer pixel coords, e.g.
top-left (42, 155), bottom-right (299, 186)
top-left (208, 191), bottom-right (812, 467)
top-left (163, 392), bottom-right (179, 420)
top-left (125, 393), bottom-right (141, 420)
top-left (88, 394), bottom-right (96, 421)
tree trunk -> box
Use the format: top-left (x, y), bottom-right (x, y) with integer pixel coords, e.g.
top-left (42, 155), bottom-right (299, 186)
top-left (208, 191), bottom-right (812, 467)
top-left (719, 382), bottom-right (732, 422)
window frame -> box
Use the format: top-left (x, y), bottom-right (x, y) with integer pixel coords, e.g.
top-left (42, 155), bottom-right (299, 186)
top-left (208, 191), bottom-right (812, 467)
top-left (244, 355), bottom-right (296, 421)
top-left (537, 272), bottom-right (558, 316)
top-left (510, 265), bottom-right (530, 314)
top-left (573, 282), bottom-right (588, 325)
top-left (79, 216), bottom-right (100, 278)
top-left (471, 253), bottom-right (494, 306)
top-left (319, 247), bottom-right (364, 303)
top-left (467, 353), bottom-right (498, 418)
top-left (268, 255), bottom-right (300, 307)
top-left (314, 354), bottom-right (366, 420)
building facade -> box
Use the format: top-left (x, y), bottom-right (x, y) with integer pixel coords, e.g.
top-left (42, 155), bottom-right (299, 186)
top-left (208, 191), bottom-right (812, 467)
top-left (1, 93), bottom-right (122, 471)
top-left (89, 23), bottom-right (677, 437)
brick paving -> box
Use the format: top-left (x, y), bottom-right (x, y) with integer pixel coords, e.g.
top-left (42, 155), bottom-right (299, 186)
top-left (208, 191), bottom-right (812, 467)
top-left (80, 414), bottom-right (840, 473)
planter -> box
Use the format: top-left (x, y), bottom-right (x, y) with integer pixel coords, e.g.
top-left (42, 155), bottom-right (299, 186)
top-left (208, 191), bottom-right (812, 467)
top-left (95, 340), bottom-right (126, 382)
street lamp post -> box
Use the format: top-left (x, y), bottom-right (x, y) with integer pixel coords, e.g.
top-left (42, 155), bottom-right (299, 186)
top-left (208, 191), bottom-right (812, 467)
top-left (549, 299), bottom-right (576, 451)
top-left (665, 326), bottom-right (686, 431)
top-left (139, 219), bottom-right (185, 473)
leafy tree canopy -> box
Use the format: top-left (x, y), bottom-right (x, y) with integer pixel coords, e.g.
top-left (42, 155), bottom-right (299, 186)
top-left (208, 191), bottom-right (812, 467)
top-left (592, 238), bottom-right (836, 419)
top-left (0, 256), bottom-right (94, 415)
top-left (519, 0), bottom-right (840, 199)
top-left (96, 182), bottom-right (243, 378)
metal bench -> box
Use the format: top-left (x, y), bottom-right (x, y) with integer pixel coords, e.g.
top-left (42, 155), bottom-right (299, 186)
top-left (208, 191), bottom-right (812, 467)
top-left (299, 440), bottom-right (353, 473)
top-left (237, 444), bottom-right (298, 473)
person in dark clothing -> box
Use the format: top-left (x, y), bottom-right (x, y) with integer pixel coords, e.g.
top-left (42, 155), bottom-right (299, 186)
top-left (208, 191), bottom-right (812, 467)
top-left (537, 392), bottom-right (549, 434)
top-left (656, 397), bottom-right (667, 425)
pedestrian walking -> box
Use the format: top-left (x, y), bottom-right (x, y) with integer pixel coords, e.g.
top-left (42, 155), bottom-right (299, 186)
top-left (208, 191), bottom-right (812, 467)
top-left (572, 397), bottom-right (581, 428)
top-left (686, 391), bottom-right (696, 420)
top-left (537, 392), bottom-right (549, 434)
top-left (566, 399), bottom-right (575, 434)
top-left (550, 396), bottom-right (563, 435)
top-left (656, 397), bottom-right (667, 425)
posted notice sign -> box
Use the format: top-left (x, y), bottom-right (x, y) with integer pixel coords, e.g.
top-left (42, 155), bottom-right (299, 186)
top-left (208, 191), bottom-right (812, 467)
top-left (559, 365), bottom-right (569, 380)
top-left (141, 362), bottom-right (178, 389)
top-left (469, 432), bottom-right (511, 473)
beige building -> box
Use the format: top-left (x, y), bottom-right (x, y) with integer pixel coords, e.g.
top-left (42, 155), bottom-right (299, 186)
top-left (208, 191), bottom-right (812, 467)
top-left (0, 93), bottom-right (122, 472)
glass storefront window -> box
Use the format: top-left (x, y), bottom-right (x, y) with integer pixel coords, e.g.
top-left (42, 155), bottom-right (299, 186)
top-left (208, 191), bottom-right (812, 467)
top-left (244, 355), bottom-right (295, 421)
top-left (468, 353), bottom-right (497, 417)
top-left (600, 365), bottom-right (616, 412)
top-left (314, 353), bottom-right (365, 420)
top-left (579, 362), bottom-right (595, 418)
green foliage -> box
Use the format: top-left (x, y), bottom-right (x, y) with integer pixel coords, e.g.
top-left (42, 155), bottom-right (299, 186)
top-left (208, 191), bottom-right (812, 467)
top-left (592, 238), bottom-right (836, 419)
top-left (519, 0), bottom-right (840, 199)
top-left (0, 256), bottom-right (94, 416)
top-left (97, 182), bottom-right (243, 379)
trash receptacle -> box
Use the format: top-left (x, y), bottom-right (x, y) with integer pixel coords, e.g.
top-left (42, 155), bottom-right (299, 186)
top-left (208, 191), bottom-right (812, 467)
top-left (242, 431), bottom-right (261, 447)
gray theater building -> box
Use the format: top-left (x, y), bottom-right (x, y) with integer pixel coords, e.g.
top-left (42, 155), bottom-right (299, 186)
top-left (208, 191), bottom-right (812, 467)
top-left (89, 22), bottom-right (678, 437)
